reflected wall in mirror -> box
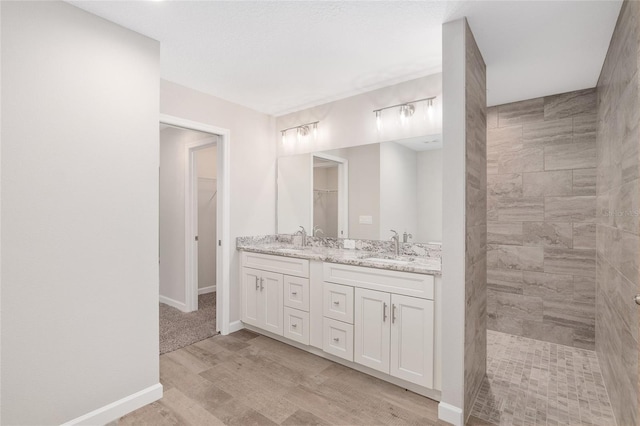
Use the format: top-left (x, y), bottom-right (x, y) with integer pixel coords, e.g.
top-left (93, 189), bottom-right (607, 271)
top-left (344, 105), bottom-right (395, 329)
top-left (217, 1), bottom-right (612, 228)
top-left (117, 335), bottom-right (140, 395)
top-left (277, 136), bottom-right (442, 244)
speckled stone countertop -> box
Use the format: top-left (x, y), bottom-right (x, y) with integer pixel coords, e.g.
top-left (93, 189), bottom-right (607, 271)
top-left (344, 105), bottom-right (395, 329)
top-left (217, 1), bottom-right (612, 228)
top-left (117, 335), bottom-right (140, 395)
top-left (236, 235), bottom-right (441, 276)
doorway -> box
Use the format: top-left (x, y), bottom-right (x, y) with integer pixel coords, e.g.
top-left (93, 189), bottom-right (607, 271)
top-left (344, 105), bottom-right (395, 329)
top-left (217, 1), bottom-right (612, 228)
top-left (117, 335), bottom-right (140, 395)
top-left (158, 114), bottom-right (231, 354)
top-left (312, 153), bottom-right (348, 238)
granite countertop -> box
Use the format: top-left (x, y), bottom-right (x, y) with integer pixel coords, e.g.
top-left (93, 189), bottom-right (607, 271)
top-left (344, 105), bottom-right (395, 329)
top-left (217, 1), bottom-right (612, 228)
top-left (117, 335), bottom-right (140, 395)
top-left (236, 241), bottom-right (441, 276)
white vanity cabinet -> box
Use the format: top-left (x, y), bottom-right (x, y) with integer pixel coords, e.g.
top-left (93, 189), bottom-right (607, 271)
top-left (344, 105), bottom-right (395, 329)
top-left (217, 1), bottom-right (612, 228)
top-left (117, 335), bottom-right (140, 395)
top-left (239, 250), bottom-right (440, 399)
top-left (241, 252), bottom-right (309, 338)
top-left (325, 263), bottom-right (435, 389)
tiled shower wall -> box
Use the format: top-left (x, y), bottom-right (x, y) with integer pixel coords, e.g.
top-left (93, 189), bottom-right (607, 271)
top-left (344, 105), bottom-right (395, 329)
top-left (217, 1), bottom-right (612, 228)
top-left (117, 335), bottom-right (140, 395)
top-left (486, 88), bottom-right (597, 350)
top-left (595, 0), bottom-right (639, 424)
top-left (463, 20), bottom-right (487, 417)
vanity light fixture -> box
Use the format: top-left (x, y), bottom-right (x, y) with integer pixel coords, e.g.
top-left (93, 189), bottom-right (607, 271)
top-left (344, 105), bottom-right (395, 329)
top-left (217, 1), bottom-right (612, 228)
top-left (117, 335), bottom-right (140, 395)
top-left (280, 121), bottom-right (319, 144)
top-left (373, 96), bottom-right (436, 130)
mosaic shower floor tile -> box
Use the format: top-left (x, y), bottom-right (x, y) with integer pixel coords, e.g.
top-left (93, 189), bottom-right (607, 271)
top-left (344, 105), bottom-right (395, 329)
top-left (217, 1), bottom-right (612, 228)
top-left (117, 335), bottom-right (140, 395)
top-left (470, 331), bottom-right (616, 426)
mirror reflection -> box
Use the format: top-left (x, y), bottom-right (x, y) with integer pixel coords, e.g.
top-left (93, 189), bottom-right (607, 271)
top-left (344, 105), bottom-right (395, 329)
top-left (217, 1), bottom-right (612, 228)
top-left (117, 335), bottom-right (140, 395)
top-left (277, 135), bottom-right (442, 244)
top-left (313, 155), bottom-right (347, 238)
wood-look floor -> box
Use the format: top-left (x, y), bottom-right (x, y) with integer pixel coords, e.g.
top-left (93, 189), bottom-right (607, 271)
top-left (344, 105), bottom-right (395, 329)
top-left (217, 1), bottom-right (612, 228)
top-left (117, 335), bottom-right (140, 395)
top-left (120, 329), bottom-right (449, 426)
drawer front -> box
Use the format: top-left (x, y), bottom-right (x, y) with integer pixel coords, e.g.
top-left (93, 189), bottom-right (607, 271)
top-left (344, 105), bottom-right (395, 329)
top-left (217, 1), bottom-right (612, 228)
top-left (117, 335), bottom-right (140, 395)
top-left (283, 307), bottom-right (310, 345)
top-left (283, 275), bottom-right (310, 312)
top-left (323, 262), bottom-right (434, 300)
top-left (323, 317), bottom-right (353, 361)
top-left (242, 251), bottom-right (309, 278)
top-left (323, 282), bottom-right (354, 324)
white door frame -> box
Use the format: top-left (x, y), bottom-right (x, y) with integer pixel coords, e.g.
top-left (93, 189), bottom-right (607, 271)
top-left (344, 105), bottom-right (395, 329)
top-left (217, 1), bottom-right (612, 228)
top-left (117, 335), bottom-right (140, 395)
top-left (160, 114), bottom-right (231, 335)
top-left (311, 152), bottom-right (349, 238)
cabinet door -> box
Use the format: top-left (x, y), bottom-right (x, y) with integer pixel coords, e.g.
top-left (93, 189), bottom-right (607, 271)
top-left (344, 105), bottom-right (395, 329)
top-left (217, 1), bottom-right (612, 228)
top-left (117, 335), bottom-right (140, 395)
top-left (354, 288), bottom-right (391, 374)
top-left (260, 270), bottom-right (284, 336)
top-left (241, 267), bottom-right (261, 328)
top-left (390, 294), bottom-right (434, 388)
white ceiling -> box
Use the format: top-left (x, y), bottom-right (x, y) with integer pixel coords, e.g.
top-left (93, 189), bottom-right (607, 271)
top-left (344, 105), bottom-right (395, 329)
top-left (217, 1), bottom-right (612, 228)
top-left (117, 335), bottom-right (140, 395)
top-left (69, 1), bottom-right (621, 115)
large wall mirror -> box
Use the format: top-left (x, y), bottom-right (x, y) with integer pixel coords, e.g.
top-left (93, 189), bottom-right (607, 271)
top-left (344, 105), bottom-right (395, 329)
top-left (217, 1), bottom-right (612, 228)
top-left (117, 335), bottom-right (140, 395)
top-left (277, 135), bottom-right (442, 244)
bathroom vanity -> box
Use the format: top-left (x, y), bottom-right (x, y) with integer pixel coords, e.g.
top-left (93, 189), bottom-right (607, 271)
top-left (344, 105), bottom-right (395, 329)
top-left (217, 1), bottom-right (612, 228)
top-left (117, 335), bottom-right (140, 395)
top-left (237, 237), bottom-right (442, 401)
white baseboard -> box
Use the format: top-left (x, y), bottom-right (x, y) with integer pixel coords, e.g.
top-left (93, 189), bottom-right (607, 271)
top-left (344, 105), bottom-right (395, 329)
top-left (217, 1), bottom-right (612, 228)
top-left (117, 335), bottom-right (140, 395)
top-left (62, 383), bottom-right (163, 426)
top-left (159, 295), bottom-right (187, 312)
top-left (227, 320), bottom-right (244, 334)
top-left (438, 402), bottom-right (463, 426)
top-left (198, 285), bottom-right (216, 295)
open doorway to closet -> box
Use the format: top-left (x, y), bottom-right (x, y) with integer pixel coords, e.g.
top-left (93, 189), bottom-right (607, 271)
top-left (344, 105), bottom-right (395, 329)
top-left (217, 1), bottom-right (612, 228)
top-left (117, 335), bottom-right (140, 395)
top-left (158, 122), bottom-right (220, 354)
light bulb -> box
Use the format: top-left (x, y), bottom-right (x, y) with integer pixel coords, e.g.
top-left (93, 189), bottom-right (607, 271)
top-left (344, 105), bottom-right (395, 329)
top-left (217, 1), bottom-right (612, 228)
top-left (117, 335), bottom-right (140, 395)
top-left (426, 99), bottom-right (434, 121)
top-left (375, 110), bottom-right (382, 131)
top-left (281, 131), bottom-right (286, 144)
top-left (399, 104), bottom-right (415, 126)
top-left (313, 123), bottom-right (318, 140)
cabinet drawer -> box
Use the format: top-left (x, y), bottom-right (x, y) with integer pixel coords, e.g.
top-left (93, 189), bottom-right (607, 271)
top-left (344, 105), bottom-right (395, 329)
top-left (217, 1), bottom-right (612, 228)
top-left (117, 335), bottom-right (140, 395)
top-left (283, 307), bottom-right (310, 345)
top-left (242, 251), bottom-right (309, 278)
top-left (323, 262), bottom-right (434, 300)
top-left (323, 318), bottom-right (353, 361)
top-left (323, 282), bottom-right (354, 324)
top-left (283, 275), bottom-right (309, 312)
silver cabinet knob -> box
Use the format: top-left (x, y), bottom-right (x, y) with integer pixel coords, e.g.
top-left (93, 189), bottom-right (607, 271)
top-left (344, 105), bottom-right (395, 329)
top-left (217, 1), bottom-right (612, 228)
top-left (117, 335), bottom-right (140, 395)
top-left (635, 295), bottom-right (640, 305)
top-left (333, 301), bottom-right (340, 305)
top-left (333, 337), bottom-right (340, 342)
top-left (292, 291), bottom-right (297, 295)
top-left (292, 323), bottom-right (297, 328)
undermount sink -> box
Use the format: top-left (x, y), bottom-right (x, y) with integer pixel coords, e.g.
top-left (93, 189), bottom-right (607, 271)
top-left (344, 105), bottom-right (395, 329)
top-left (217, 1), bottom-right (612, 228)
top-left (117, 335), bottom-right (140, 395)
top-left (273, 247), bottom-right (307, 254)
top-left (365, 257), bottom-right (414, 265)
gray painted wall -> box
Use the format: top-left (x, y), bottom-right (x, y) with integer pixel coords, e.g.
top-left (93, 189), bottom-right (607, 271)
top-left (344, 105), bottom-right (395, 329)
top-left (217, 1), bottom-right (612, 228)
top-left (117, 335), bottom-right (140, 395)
top-left (1, 1), bottom-right (160, 423)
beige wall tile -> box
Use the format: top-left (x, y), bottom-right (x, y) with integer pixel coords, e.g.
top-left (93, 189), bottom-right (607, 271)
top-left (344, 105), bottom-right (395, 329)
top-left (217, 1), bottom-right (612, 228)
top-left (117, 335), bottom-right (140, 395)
top-left (522, 170), bottom-right (572, 197)
top-left (522, 271), bottom-right (574, 298)
top-left (495, 292), bottom-right (543, 322)
top-left (545, 196), bottom-right (597, 222)
top-left (487, 173), bottom-right (522, 197)
top-left (523, 222), bottom-right (572, 248)
top-left (544, 88), bottom-right (597, 120)
top-left (522, 118), bottom-right (573, 147)
top-left (573, 275), bottom-right (595, 303)
top-left (497, 197), bottom-right (545, 221)
top-left (487, 106), bottom-right (498, 129)
top-left (498, 146), bottom-right (544, 174)
top-left (544, 143), bottom-right (597, 171)
top-left (573, 223), bottom-right (596, 249)
top-left (573, 114), bottom-right (597, 136)
top-left (488, 244), bottom-right (544, 271)
top-left (573, 168), bottom-right (597, 195)
top-left (487, 269), bottom-right (523, 294)
top-left (543, 297), bottom-right (595, 328)
top-left (544, 248), bottom-right (596, 277)
top-left (498, 98), bottom-right (544, 127)
top-left (488, 125), bottom-right (522, 150)
top-left (487, 222), bottom-right (523, 245)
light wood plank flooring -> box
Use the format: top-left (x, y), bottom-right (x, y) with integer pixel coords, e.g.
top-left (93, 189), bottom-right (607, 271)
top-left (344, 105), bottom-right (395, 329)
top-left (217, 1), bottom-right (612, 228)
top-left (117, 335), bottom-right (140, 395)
top-left (121, 329), bottom-right (446, 425)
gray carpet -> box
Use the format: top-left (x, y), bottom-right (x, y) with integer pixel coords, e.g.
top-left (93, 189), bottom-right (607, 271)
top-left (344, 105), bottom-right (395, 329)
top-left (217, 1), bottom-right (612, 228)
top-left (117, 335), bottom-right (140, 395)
top-left (159, 293), bottom-right (217, 354)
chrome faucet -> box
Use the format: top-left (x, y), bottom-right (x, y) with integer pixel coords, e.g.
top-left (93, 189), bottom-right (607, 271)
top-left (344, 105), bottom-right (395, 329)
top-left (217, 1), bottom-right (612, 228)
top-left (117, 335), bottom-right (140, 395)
top-left (403, 231), bottom-right (413, 243)
top-left (295, 226), bottom-right (308, 247)
top-left (312, 225), bottom-right (324, 237)
top-left (390, 230), bottom-right (400, 256)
